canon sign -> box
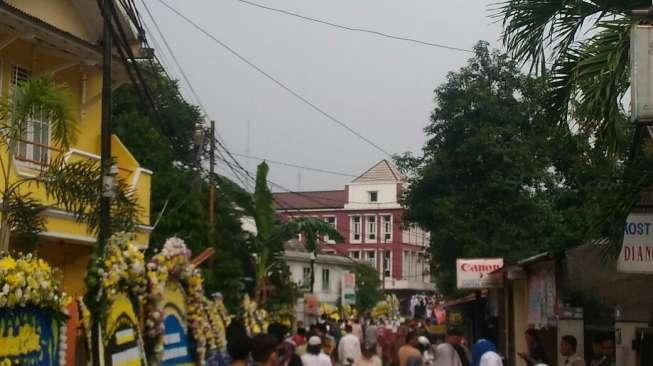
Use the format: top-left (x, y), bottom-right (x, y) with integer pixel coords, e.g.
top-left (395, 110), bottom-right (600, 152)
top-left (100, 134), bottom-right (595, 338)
top-left (456, 258), bottom-right (504, 289)
top-left (460, 263), bottom-right (503, 273)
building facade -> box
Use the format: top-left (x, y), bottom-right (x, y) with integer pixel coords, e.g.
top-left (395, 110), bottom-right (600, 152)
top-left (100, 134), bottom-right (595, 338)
top-left (0, 1), bottom-right (152, 296)
top-left (274, 160), bottom-right (435, 297)
top-left (284, 240), bottom-right (353, 323)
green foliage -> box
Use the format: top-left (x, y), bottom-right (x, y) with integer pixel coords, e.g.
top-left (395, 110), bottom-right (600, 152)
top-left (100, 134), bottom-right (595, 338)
top-left (0, 75), bottom-right (78, 149)
top-left (41, 157), bottom-right (140, 235)
top-left (112, 63), bottom-right (252, 311)
top-left (0, 76), bottom-right (139, 252)
top-left (246, 162), bottom-right (296, 306)
top-left (401, 43), bottom-right (613, 295)
top-left (288, 217), bottom-right (343, 254)
top-left (352, 263), bottom-right (381, 313)
top-left (6, 193), bottom-right (45, 248)
top-left (288, 216), bottom-right (344, 292)
top-left (497, 0), bottom-right (642, 155)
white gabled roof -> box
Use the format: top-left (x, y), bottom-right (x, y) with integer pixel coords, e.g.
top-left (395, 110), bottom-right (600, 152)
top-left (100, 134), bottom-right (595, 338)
top-left (351, 159), bottom-right (403, 183)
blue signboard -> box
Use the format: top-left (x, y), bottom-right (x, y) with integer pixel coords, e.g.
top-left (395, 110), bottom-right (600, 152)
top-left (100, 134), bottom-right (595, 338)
top-left (161, 281), bottom-right (193, 366)
top-left (0, 307), bottom-right (61, 366)
top-left (162, 310), bottom-right (193, 365)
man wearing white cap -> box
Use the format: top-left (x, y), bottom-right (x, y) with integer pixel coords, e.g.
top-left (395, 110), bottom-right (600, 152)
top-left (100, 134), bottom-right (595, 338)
top-left (302, 336), bottom-right (333, 366)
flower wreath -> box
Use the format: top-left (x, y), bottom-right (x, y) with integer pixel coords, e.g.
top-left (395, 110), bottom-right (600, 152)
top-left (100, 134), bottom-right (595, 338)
top-left (242, 295), bottom-right (268, 336)
top-left (97, 232), bottom-right (147, 346)
top-left (145, 237), bottom-right (213, 364)
top-left (205, 296), bottom-right (230, 351)
top-left (0, 252), bottom-right (70, 365)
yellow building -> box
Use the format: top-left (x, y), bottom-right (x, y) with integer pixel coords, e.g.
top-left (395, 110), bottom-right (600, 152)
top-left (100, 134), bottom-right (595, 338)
top-left (0, 1), bottom-right (152, 297)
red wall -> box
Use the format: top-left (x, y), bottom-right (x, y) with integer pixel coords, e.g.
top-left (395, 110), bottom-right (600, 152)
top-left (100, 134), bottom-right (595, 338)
top-left (280, 208), bottom-right (424, 280)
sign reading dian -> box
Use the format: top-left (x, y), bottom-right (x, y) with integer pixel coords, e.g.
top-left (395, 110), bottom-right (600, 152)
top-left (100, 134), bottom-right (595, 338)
top-left (456, 258), bottom-right (503, 289)
top-left (619, 213), bottom-right (653, 273)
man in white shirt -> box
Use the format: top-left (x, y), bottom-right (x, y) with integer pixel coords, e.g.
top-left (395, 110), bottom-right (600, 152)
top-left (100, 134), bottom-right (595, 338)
top-left (302, 336), bottom-right (333, 366)
top-left (560, 335), bottom-right (585, 366)
top-left (339, 324), bottom-right (362, 366)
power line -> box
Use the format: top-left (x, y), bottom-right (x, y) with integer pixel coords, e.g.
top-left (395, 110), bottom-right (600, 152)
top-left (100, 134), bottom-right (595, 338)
top-left (231, 152), bottom-right (357, 177)
top-left (140, 0), bottom-right (207, 113)
top-left (236, 0), bottom-right (473, 53)
top-left (155, 0), bottom-right (393, 158)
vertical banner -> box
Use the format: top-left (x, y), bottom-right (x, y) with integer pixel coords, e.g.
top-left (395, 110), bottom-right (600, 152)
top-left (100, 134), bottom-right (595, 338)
top-left (527, 261), bottom-right (557, 328)
top-left (341, 272), bottom-right (356, 305)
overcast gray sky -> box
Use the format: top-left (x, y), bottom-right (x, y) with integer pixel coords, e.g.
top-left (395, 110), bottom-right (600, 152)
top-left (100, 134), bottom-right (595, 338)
top-left (140, 0), bottom-right (503, 191)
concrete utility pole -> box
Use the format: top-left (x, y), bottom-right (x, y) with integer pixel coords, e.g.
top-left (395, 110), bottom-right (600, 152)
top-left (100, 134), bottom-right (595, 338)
top-left (208, 120), bottom-right (216, 240)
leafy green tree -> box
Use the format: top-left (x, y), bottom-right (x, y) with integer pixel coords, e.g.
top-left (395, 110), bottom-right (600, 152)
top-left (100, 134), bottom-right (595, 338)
top-left (0, 76), bottom-right (138, 252)
top-left (498, 0), bottom-right (644, 155)
top-left (352, 263), bottom-right (382, 313)
top-left (289, 217), bottom-right (343, 293)
top-left (112, 63), bottom-right (251, 310)
top-left (401, 43), bottom-right (597, 295)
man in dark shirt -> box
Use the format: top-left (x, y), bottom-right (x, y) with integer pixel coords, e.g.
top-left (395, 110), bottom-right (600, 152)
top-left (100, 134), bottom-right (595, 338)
top-left (518, 329), bottom-right (549, 366)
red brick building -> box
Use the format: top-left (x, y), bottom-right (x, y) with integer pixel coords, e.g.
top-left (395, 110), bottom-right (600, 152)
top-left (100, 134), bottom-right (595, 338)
top-left (274, 160), bottom-right (435, 296)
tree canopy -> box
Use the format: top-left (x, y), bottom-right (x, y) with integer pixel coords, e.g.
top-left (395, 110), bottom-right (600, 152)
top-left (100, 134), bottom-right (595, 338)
top-left (112, 63), bottom-right (251, 310)
top-left (399, 42), bottom-right (616, 295)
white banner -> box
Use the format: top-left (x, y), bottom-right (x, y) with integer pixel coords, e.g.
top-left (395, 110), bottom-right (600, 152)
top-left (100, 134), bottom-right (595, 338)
top-left (456, 258), bottom-right (503, 289)
top-left (618, 213), bottom-right (653, 273)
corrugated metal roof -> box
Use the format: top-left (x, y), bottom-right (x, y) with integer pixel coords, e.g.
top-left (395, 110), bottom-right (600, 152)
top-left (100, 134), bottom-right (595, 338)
top-left (273, 190), bottom-right (347, 210)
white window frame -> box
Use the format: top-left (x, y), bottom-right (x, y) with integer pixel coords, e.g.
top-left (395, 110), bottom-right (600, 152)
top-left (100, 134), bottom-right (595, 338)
top-left (365, 250), bottom-right (376, 269)
top-left (383, 250), bottom-right (392, 278)
top-left (368, 190), bottom-right (379, 202)
top-left (302, 267), bottom-right (311, 288)
top-left (11, 65), bottom-right (52, 166)
top-left (381, 214), bottom-right (393, 242)
top-left (323, 215), bottom-right (337, 244)
top-left (349, 250), bottom-right (361, 260)
top-left (365, 215), bottom-right (377, 243)
top-left (401, 250), bottom-right (410, 280)
top-left (350, 215), bottom-right (362, 243)
top-left (322, 268), bottom-right (330, 292)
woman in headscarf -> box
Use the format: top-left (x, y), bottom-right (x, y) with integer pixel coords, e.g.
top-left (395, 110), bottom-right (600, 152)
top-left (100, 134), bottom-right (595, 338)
top-left (471, 339), bottom-right (502, 366)
top-left (433, 339), bottom-right (462, 366)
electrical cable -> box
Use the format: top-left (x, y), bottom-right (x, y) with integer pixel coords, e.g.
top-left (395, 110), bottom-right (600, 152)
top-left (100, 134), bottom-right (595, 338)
top-left (154, 0), bottom-right (393, 158)
top-left (231, 152), bottom-right (357, 177)
top-left (140, 0), bottom-right (207, 113)
top-left (141, 0), bottom-right (393, 180)
top-left (236, 0), bottom-right (473, 53)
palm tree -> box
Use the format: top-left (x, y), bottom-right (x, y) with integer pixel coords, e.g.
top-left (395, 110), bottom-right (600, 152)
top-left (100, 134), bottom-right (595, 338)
top-left (498, 0), bottom-right (647, 155)
top-left (0, 76), bottom-right (138, 252)
top-left (289, 217), bottom-right (343, 293)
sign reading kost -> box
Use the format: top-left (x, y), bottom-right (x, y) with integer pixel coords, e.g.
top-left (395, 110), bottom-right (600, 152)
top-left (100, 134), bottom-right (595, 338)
top-left (618, 213), bottom-right (653, 273)
top-left (456, 258), bottom-right (503, 289)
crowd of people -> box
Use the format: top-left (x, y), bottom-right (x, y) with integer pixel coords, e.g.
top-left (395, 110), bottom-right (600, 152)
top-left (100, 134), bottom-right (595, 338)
top-left (215, 315), bottom-right (613, 366)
